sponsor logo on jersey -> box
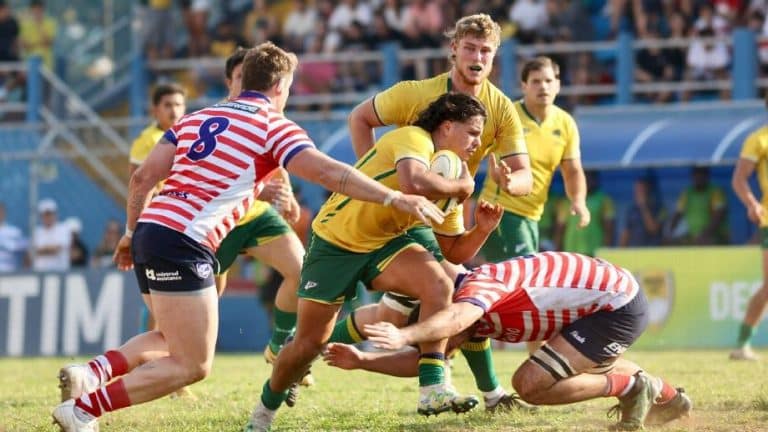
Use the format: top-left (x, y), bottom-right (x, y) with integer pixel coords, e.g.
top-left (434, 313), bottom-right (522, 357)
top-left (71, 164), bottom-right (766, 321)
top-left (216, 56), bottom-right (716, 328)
top-left (552, 129), bottom-right (562, 137)
top-left (514, 242), bottom-right (529, 254)
top-left (602, 341), bottom-right (627, 356)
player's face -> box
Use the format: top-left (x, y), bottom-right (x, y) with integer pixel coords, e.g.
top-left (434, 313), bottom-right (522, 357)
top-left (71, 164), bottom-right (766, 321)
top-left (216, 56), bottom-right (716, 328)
top-left (521, 66), bottom-right (560, 108)
top-left (154, 93), bottom-right (186, 130)
top-left (440, 115), bottom-right (484, 161)
top-left (227, 63), bottom-right (244, 99)
top-left (451, 36), bottom-right (497, 86)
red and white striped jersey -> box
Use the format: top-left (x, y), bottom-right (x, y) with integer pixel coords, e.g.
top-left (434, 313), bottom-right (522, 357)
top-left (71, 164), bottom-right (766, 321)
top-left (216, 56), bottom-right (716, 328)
top-left (454, 251), bottom-right (639, 343)
top-left (138, 91), bottom-right (314, 250)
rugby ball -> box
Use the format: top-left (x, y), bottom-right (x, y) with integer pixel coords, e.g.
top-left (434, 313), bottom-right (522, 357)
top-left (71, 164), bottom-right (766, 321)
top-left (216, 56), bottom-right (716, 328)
top-left (429, 149), bottom-right (463, 212)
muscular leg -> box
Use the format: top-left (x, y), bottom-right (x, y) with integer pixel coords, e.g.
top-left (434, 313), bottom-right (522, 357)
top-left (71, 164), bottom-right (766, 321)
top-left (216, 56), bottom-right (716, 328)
top-left (248, 233), bottom-right (304, 315)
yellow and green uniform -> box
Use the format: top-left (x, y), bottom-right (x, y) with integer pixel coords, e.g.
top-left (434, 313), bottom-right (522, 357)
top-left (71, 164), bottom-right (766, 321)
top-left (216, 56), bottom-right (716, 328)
top-left (675, 185), bottom-right (727, 243)
top-left (373, 73), bottom-right (527, 176)
top-left (739, 126), bottom-right (768, 241)
top-left (479, 101), bottom-right (580, 260)
top-left (301, 126), bottom-right (464, 305)
top-left (130, 123), bottom-right (288, 273)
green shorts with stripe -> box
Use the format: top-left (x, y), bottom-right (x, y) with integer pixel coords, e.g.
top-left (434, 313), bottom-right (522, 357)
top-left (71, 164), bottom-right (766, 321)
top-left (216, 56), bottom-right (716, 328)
top-left (481, 210), bottom-right (539, 262)
top-left (215, 206), bottom-right (291, 274)
top-left (761, 227), bottom-right (768, 249)
top-left (298, 230), bottom-right (418, 305)
top-left (407, 225), bottom-right (445, 262)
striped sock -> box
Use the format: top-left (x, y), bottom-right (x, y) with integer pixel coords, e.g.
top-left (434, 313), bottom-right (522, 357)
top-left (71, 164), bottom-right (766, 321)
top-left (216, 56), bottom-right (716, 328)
top-left (87, 350), bottom-right (129, 384)
top-left (605, 374), bottom-right (636, 398)
top-left (656, 380), bottom-right (678, 404)
top-left (74, 379), bottom-right (131, 420)
top-left (418, 352), bottom-right (445, 387)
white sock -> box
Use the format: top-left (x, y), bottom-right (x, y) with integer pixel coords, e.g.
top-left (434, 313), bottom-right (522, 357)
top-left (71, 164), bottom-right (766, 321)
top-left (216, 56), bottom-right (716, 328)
top-left (483, 385), bottom-right (505, 402)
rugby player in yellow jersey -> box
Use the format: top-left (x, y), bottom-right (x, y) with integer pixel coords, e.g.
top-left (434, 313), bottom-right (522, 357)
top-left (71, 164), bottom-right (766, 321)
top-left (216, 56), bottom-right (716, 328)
top-left (248, 93), bottom-right (504, 430)
top-left (129, 83), bottom-right (186, 334)
top-left (730, 94), bottom-right (768, 361)
top-left (480, 57), bottom-right (589, 356)
top-left (330, 14), bottom-right (535, 412)
top-left (217, 48), bottom-right (315, 386)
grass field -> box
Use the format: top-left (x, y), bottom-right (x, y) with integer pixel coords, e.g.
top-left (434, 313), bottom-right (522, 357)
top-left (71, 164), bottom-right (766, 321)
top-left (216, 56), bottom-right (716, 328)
top-left (2, 350), bottom-right (767, 431)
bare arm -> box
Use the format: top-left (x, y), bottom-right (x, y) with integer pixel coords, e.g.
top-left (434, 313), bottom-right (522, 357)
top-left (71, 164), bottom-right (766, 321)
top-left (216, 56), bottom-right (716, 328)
top-left (437, 201), bottom-right (502, 264)
top-left (397, 159), bottom-right (474, 201)
top-left (323, 343), bottom-right (421, 377)
top-left (348, 98), bottom-right (383, 159)
top-left (561, 158), bottom-right (590, 228)
top-left (732, 158), bottom-right (764, 224)
top-left (365, 302), bottom-right (485, 349)
top-left (285, 148), bottom-right (444, 225)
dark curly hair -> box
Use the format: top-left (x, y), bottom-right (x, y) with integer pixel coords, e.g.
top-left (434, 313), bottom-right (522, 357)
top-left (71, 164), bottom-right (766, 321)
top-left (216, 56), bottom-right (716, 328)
top-left (412, 92), bottom-right (487, 133)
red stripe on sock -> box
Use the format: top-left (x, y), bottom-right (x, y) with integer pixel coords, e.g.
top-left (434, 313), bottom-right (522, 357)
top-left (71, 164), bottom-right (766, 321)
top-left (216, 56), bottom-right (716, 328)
top-left (76, 392), bottom-right (102, 418)
top-left (105, 379), bottom-right (131, 411)
top-left (105, 350), bottom-right (129, 377)
top-left (87, 361), bottom-right (103, 381)
top-left (605, 374), bottom-right (633, 397)
top-left (658, 381), bottom-right (677, 404)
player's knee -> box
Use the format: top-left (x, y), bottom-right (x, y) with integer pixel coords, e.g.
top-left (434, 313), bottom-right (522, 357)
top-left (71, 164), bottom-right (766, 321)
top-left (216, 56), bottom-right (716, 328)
top-left (419, 275), bottom-right (453, 306)
top-left (512, 363), bottom-right (543, 403)
top-left (291, 334), bottom-right (325, 359)
top-left (182, 360), bottom-right (212, 385)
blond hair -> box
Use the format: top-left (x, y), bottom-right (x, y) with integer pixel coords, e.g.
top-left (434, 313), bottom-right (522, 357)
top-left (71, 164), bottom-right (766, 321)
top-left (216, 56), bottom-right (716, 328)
top-left (444, 14), bottom-right (501, 48)
top-left (241, 42), bottom-right (298, 92)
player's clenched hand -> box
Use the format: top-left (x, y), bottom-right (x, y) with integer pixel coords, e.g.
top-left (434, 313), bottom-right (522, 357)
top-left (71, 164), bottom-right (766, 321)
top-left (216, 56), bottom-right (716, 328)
top-left (474, 200), bottom-right (503, 232)
top-left (748, 203), bottom-right (765, 225)
top-left (456, 162), bottom-right (475, 203)
top-left (364, 322), bottom-right (409, 350)
top-left (322, 343), bottom-right (364, 370)
top-left (112, 235), bottom-right (134, 271)
top-left (392, 194), bottom-right (445, 226)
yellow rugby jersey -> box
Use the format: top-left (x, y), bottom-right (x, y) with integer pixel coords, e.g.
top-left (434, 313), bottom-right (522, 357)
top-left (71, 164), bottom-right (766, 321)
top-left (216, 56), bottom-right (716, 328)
top-left (739, 125), bottom-right (768, 227)
top-left (373, 73), bottom-right (527, 175)
top-left (129, 123), bottom-right (165, 166)
top-left (313, 126), bottom-right (464, 252)
top-left (130, 123), bottom-right (270, 224)
top-left (479, 101), bottom-right (580, 221)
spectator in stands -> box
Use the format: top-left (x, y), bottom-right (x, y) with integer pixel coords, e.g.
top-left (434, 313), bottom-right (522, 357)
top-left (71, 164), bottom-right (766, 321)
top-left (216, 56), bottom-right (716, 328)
top-left (181, 0), bottom-right (210, 57)
top-left (508, 0), bottom-right (549, 44)
top-left (282, 0), bottom-right (318, 53)
top-left (402, 0), bottom-right (444, 47)
top-left (382, 0), bottom-right (407, 33)
top-left (683, 27), bottom-right (730, 100)
top-left (0, 202), bottom-right (26, 272)
top-left (66, 217), bottom-right (89, 268)
top-left (243, 0), bottom-right (281, 48)
top-left (30, 198), bottom-right (71, 272)
top-left (142, 0), bottom-right (175, 60)
top-left (293, 35), bottom-right (336, 112)
top-left (18, 0), bottom-right (56, 68)
top-left (547, 0), bottom-right (593, 42)
top-left (620, 174), bottom-right (666, 247)
top-left (91, 219), bottom-right (121, 268)
top-left (554, 170), bottom-right (615, 256)
top-left (693, 2), bottom-right (731, 36)
top-left (328, 0), bottom-right (372, 34)
top-left (634, 24), bottom-right (677, 103)
top-left (209, 16), bottom-right (248, 59)
top-left (0, 0), bottom-right (21, 102)
top-left (668, 166), bottom-right (729, 245)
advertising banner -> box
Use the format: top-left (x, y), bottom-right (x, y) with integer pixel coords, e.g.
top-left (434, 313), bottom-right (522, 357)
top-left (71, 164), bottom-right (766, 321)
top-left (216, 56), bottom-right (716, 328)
top-left (599, 247), bottom-right (767, 349)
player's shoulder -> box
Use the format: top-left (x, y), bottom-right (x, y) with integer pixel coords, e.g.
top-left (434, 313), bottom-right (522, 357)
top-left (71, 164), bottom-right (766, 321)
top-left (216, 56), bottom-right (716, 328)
top-left (745, 125), bottom-right (768, 143)
top-left (480, 79), bottom-right (514, 108)
top-left (384, 73), bottom-right (448, 97)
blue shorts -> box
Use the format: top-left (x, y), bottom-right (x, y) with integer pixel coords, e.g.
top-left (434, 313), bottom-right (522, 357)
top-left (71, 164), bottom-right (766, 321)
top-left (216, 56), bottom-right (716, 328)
top-left (131, 222), bottom-right (219, 295)
top-left (562, 289), bottom-right (649, 364)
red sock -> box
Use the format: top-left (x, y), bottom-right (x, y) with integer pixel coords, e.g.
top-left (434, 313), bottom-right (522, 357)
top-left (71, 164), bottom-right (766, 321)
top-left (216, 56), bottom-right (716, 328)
top-left (605, 374), bottom-right (636, 397)
top-left (87, 350), bottom-right (129, 384)
top-left (75, 379), bottom-right (132, 419)
top-left (656, 380), bottom-right (677, 404)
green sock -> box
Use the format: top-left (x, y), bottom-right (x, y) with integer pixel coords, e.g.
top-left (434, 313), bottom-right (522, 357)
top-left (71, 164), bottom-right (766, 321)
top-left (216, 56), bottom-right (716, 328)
top-left (268, 307), bottom-right (297, 354)
top-left (328, 312), bottom-right (365, 344)
top-left (461, 338), bottom-right (499, 392)
top-left (418, 353), bottom-right (445, 387)
top-left (737, 323), bottom-right (756, 347)
top-left (260, 379), bottom-right (288, 410)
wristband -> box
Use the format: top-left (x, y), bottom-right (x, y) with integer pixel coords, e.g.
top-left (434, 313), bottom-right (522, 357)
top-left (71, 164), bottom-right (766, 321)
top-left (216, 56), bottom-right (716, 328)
top-left (125, 226), bottom-right (134, 239)
top-left (382, 190), bottom-right (401, 207)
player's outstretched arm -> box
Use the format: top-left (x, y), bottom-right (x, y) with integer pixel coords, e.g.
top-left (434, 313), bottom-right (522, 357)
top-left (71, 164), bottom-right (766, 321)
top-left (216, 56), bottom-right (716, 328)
top-left (285, 148), bottom-right (445, 226)
top-left (365, 302), bottom-right (484, 350)
top-left (348, 97), bottom-right (383, 158)
top-left (323, 343), bottom-right (421, 377)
